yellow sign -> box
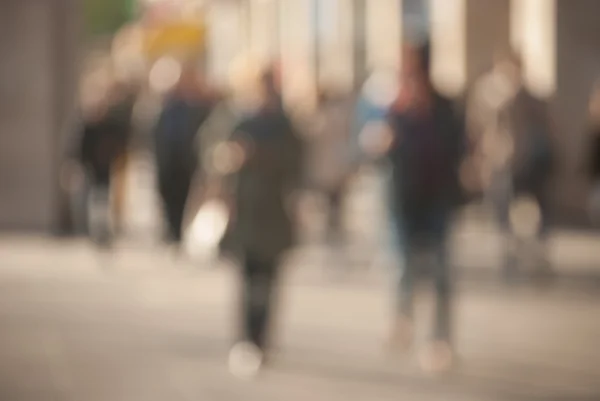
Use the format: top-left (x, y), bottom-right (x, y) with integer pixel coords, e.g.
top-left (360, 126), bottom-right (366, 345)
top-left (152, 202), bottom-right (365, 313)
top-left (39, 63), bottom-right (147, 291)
top-left (143, 21), bottom-right (206, 60)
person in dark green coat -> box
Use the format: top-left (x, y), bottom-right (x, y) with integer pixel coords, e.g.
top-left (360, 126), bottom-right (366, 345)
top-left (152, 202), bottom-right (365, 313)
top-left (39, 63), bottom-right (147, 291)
top-left (222, 68), bottom-right (303, 378)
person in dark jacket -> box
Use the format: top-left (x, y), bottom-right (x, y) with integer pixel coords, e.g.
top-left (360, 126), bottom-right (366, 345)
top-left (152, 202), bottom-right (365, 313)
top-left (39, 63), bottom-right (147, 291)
top-left (222, 67), bottom-right (303, 378)
top-left (467, 50), bottom-right (554, 277)
top-left (370, 43), bottom-right (465, 374)
top-left (153, 64), bottom-right (216, 245)
top-left (79, 86), bottom-right (127, 246)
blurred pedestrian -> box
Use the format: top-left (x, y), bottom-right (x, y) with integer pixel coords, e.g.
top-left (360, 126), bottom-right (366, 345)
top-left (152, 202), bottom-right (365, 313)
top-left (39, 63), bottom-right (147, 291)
top-left (369, 43), bottom-right (465, 374)
top-left (466, 50), bottom-right (554, 278)
top-left (78, 72), bottom-right (127, 246)
top-left (307, 88), bottom-right (354, 251)
top-left (153, 63), bottom-right (217, 246)
top-left (220, 67), bottom-right (303, 378)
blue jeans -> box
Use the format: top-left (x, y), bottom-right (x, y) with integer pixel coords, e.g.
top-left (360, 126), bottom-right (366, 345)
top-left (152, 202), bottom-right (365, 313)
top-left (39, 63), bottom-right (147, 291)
top-left (388, 186), bottom-right (453, 342)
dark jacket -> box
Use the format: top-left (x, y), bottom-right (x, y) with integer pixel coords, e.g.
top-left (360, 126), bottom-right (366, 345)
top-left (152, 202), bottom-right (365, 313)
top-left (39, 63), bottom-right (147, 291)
top-left (386, 92), bottom-right (466, 223)
top-left (153, 95), bottom-right (214, 177)
top-left (224, 107), bottom-right (303, 262)
top-left (467, 77), bottom-right (554, 194)
top-left (80, 112), bottom-right (128, 186)
top-left (506, 89), bottom-right (554, 193)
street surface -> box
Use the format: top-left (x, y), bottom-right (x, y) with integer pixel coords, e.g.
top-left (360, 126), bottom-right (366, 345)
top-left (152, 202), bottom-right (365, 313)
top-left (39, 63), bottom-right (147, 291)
top-left (0, 238), bottom-right (599, 400)
top-left (0, 152), bottom-right (599, 400)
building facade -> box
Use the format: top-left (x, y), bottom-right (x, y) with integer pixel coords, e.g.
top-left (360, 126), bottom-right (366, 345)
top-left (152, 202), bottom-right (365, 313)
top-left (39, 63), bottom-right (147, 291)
top-left (1, 0), bottom-right (600, 231)
top-left (0, 0), bottom-right (80, 231)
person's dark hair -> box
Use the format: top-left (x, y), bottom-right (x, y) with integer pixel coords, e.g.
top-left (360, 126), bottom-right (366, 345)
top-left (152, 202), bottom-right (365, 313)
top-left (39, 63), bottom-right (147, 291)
top-left (403, 40), bottom-right (431, 76)
top-left (260, 64), bottom-right (284, 110)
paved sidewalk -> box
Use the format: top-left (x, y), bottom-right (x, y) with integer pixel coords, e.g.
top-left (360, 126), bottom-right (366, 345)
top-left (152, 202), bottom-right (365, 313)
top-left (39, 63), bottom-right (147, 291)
top-left (0, 239), bottom-right (599, 400)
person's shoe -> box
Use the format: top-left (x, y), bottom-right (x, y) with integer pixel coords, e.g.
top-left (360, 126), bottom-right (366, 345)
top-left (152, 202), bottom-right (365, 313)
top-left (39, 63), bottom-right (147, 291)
top-left (385, 315), bottom-right (414, 354)
top-left (228, 341), bottom-right (264, 380)
top-left (419, 340), bottom-right (454, 375)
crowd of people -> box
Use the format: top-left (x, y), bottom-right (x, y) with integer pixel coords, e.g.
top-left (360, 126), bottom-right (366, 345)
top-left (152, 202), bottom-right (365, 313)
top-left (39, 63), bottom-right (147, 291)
top-left (64, 41), bottom-right (600, 378)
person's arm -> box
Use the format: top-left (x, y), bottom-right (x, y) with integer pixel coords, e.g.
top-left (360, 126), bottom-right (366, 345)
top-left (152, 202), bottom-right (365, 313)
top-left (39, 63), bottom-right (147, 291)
top-left (359, 110), bottom-right (398, 162)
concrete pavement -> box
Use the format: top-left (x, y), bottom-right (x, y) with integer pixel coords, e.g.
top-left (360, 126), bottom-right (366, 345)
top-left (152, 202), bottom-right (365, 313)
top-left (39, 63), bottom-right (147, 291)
top-left (0, 238), bottom-right (599, 400)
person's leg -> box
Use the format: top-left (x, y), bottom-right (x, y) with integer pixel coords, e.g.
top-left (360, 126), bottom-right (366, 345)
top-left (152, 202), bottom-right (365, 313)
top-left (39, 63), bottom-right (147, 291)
top-left (420, 216), bottom-right (454, 374)
top-left (323, 185), bottom-right (347, 276)
top-left (157, 164), bottom-right (178, 242)
top-left (111, 151), bottom-right (129, 234)
top-left (388, 217), bottom-right (416, 351)
top-left (230, 255), bottom-right (279, 378)
top-left (327, 185), bottom-right (344, 245)
top-left (242, 256), bottom-right (278, 350)
top-left (532, 185), bottom-right (552, 275)
top-left (490, 172), bottom-right (517, 279)
top-left (165, 194), bottom-right (180, 241)
top-left (79, 170), bottom-right (93, 236)
top-left (432, 238), bottom-right (452, 345)
top-left (171, 169), bottom-right (195, 243)
top-left (88, 179), bottom-right (112, 247)
top-left (398, 244), bottom-right (416, 321)
top-left (171, 183), bottom-right (187, 243)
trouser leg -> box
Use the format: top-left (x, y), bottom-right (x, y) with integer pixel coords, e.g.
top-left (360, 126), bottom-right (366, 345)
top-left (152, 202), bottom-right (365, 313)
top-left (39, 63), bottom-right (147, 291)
top-left (431, 240), bottom-right (452, 343)
top-left (327, 186), bottom-right (344, 244)
top-left (397, 238), bottom-right (416, 320)
top-left (241, 256), bottom-right (278, 350)
top-left (87, 180), bottom-right (112, 245)
top-left (490, 174), bottom-right (517, 277)
top-left (158, 168), bottom-right (193, 243)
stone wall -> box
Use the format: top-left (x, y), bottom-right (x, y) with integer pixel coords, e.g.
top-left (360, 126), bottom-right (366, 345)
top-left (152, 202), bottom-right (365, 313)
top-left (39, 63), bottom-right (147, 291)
top-left (0, 0), bottom-right (79, 231)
